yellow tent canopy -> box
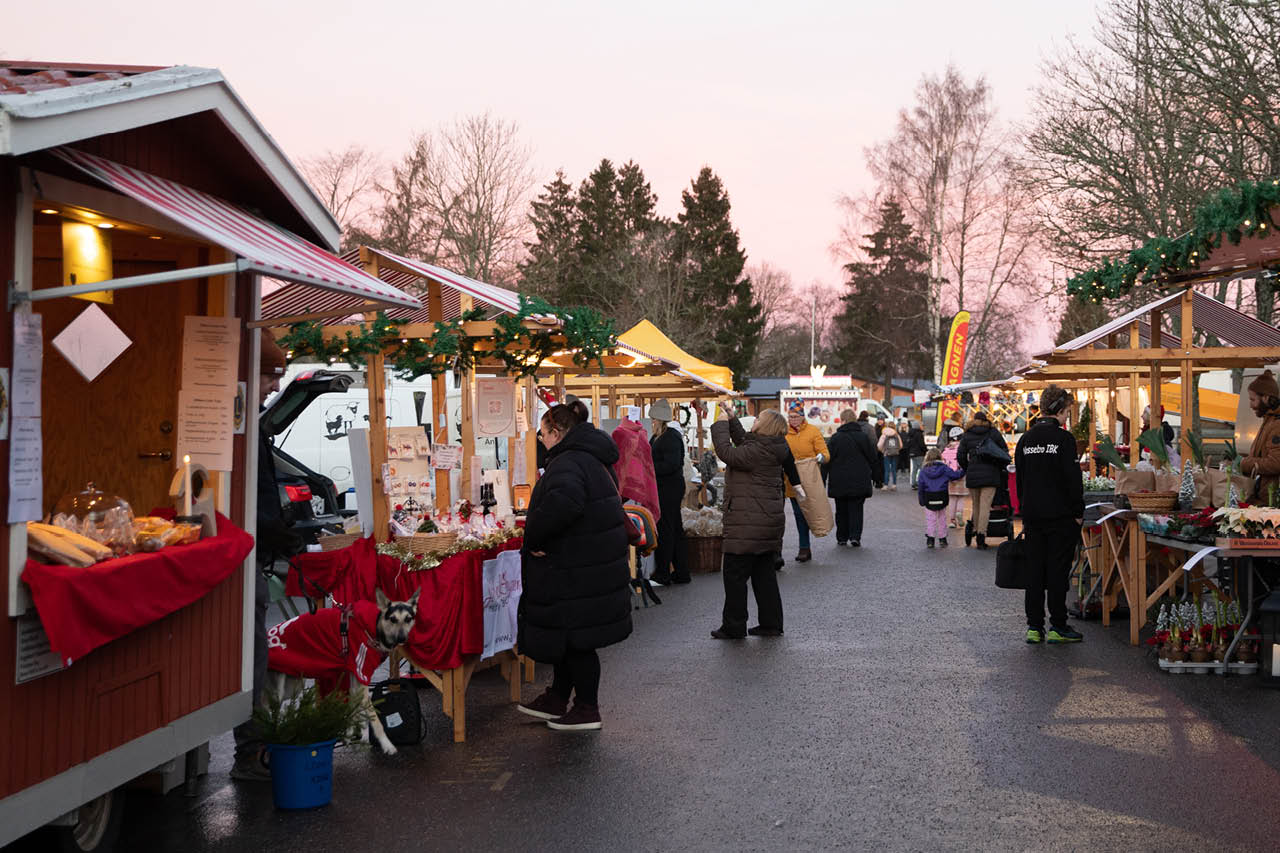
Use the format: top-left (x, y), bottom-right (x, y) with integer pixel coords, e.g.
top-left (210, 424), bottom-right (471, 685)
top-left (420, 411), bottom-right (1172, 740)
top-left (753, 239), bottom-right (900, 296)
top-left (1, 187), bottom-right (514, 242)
top-left (1160, 383), bottom-right (1238, 424)
top-left (618, 319), bottom-right (734, 391)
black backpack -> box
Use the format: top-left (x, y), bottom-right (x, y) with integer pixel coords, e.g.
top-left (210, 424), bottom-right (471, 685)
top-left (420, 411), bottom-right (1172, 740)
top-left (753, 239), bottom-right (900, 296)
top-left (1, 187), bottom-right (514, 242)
top-left (995, 534), bottom-right (1030, 589)
top-left (368, 678), bottom-right (425, 746)
top-left (923, 489), bottom-right (948, 509)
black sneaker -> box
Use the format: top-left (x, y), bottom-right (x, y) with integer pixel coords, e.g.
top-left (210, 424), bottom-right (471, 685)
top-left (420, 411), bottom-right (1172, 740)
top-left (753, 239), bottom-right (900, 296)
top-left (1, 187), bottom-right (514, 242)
top-left (547, 703), bottom-right (602, 731)
top-left (747, 625), bottom-right (783, 637)
top-left (836, 540), bottom-right (847, 547)
top-left (939, 538), bottom-right (948, 548)
top-left (926, 536), bottom-right (935, 549)
top-left (711, 627), bottom-right (747, 639)
top-left (850, 540), bottom-right (860, 547)
top-left (1047, 626), bottom-right (1084, 644)
top-left (516, 688), bottom-right (569, 720)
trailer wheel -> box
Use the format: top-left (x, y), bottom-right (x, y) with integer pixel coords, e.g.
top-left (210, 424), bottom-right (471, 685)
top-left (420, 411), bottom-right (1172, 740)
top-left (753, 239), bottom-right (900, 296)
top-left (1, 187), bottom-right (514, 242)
top-left (54, 790), bottom-right (123, 853)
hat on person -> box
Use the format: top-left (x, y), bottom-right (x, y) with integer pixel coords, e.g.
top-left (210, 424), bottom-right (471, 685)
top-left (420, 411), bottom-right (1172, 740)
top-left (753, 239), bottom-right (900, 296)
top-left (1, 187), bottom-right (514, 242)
top-left (260, 330), bottom-right (287, 376)
top-left (788, 398), bottom-right (806, 414)
top-left (648, 398), bottom-right (673, 421)
top-left (949, 426), bottom-right (964, 439)
top-left (973, 410), bottom-right (990, 423)
top-left (1249, 369), bottom-right (1279, 399)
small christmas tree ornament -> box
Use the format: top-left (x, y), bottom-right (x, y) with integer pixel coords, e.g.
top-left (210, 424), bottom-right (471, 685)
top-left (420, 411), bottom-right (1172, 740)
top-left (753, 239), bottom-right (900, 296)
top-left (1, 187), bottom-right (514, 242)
top-left (1228, 482), bottom-right (1241, 508)
top-left (1178, 459), bottom-right (1196, 511)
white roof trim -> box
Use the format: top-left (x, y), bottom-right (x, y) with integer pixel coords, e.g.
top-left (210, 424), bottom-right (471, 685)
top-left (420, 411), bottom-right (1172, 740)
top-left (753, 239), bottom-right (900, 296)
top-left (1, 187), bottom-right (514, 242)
top-left (0, 65), bottom-right (340, 250)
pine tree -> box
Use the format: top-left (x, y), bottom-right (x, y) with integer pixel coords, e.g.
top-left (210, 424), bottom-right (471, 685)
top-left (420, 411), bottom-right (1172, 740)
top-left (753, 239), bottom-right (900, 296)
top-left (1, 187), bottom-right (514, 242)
top-left (572, 159), bottom-right (627, 308)
top-left (673, 167), bottom-right (763, 390)
top-left (831, 198), bottom-right (932, 403)
top-left (519, 170), bottom-right (579, 302)
top-left (616, 160), bottom-right (659, 236)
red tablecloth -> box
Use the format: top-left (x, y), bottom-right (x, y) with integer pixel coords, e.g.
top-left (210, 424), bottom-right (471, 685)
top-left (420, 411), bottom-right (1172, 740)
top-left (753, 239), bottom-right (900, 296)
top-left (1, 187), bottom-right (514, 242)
top-left (21, 514), bottom-right (254, 665)
top-left (287, 537), bottom-right (522, 670)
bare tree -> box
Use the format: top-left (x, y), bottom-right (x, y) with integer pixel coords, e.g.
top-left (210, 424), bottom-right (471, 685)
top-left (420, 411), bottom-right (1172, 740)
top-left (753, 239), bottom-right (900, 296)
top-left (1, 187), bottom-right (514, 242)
top-left (298, 145), bottom-right (383, 240)
top-left (360, 113), bottom-right (536, 284)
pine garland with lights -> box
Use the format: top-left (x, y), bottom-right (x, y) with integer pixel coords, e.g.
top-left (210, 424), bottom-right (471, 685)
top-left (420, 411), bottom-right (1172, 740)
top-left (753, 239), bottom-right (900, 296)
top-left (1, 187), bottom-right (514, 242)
top-left (1067, 177), bottom-right (1280, 302)
top-left (276, 295), bottom-right (618, 379)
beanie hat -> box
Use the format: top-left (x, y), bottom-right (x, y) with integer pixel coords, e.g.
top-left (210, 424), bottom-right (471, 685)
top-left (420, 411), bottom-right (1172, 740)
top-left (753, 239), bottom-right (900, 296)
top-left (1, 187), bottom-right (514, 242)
top-left (788, 398), bottom-right (805, 414)
top-left (260, 330), bottom-right (287, 376)
top-left (1249, 369), bottom-right (1279, 399)
top-left (949, 426), bottom-right (964, 439)
top-left (648, 398), bottom-right (673, 421)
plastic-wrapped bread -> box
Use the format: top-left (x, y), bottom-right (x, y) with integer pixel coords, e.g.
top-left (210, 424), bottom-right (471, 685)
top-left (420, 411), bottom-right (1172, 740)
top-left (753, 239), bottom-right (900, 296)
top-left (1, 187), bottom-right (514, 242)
top-left (30, 522), bottom-right (113, 561)
top-left (27, 524), bottom-right (96, 567)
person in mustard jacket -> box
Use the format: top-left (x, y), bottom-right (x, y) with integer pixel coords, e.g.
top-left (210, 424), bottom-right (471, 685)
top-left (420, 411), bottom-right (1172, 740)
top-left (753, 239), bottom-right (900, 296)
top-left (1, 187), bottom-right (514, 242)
top-left (784, 401), bottom-right (828, 563)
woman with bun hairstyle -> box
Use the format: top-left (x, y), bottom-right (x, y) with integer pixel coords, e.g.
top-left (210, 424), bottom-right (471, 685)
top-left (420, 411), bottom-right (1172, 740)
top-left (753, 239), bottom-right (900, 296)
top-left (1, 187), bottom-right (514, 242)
top-left (1241, 369), bottom-right (1280, 501)
top-left (516, 399), bottom-right (631, 731)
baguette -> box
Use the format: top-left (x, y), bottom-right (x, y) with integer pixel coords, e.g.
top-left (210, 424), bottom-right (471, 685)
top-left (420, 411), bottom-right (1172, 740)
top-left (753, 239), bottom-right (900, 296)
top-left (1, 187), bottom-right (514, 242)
top-left (26, 524), bottom-right (95, 568)
top-left (28, 522), bottom-right (113, 561)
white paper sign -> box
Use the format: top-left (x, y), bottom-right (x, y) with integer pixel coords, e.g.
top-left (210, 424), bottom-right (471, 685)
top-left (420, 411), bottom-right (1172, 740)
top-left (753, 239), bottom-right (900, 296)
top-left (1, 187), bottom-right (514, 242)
top-left (16, 612), bottom-right (67, 683)
top-left (476, 377), bottom-right (516, 438)
top-left (176, 387), bottom-right (235, 471)
top-left (11, 312), bottom-right (41, 419)
top-left (51, 304), bottom-right (132, 382)
top-left (481, 550), bottom-right (522, 659)
top-left (182, 316), bottom-right (241, 390)
top-left (433, 445), bottom-right (463, 470)
top-left (8, 416), bottom-right (43, 522)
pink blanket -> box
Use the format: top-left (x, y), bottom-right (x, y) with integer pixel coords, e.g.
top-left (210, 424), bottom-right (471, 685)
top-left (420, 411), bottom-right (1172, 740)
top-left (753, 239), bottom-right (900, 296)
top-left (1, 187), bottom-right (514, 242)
top-left (612, 419), bottom-right (661, 520)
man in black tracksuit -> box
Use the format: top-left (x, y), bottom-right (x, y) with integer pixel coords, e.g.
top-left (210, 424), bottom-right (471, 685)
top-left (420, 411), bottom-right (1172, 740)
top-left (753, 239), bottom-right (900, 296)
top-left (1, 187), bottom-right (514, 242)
top-left (1014, 385), bottom-right (1085, 645)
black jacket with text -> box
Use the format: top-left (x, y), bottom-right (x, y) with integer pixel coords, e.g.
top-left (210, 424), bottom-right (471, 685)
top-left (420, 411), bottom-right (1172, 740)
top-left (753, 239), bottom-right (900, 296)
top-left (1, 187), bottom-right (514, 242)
top-left (1014, 417), bottom-right (1084, 523)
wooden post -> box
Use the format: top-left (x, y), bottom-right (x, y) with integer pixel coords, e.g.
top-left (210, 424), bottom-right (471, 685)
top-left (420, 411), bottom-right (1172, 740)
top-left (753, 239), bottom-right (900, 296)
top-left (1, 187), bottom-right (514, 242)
top-left (1106, 374), bottom-right (1118, 449)
top-left (1180, 287), bottom-right (1194, 463)
top-left (1088, 386), bottom-right (1098, 477)
top-left (524, 376), bottom-right (538, 486)
top-left (357, 248), bottom-right (391, 541)
top-left (428, 278), bottom-right (451, 513)
top-left (591, 383), bottom-right (601, 426)
top-left (1129, 320), bottom-right (1142, 467)
top-left (608, 384), bottom-right (617, 422)
top-left (460, 366), bottom-right (475, 501)
top-left (696, 399), bottom-right (705, 457)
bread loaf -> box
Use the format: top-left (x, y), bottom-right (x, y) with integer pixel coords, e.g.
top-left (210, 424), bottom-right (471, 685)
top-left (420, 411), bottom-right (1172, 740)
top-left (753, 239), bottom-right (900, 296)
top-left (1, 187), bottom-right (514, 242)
top-left (26, 524), bottom-right (95, 567)
top-left (29, 522), bottom-right (113, 561)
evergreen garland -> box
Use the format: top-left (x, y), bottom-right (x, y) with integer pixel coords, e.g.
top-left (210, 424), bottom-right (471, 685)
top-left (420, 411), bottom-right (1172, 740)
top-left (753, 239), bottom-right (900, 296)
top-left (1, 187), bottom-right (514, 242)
top-left (1067, 177), bottom-right (1280, 302)
top-left (276, 295), bottom-right (618, 380)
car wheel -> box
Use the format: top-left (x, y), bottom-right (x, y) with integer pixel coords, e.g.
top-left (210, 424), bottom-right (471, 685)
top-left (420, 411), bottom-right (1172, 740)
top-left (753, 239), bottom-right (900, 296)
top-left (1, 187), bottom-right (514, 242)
top-left (53, 790), bottom-right (124, 853)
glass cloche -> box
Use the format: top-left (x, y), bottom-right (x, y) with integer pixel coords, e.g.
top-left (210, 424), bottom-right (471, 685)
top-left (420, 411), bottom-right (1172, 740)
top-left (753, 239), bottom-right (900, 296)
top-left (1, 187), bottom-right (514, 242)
top-left (52, 482), bottom-right (132, 524)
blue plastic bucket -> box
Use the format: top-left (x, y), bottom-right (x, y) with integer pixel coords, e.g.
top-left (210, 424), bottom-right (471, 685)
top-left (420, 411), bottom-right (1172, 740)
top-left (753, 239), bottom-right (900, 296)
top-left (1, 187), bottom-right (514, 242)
top-left (268, 740), bottom-right (336, 809)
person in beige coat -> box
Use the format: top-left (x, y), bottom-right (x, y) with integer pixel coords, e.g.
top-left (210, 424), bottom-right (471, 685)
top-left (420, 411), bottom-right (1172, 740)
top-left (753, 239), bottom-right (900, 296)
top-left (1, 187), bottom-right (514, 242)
top-left (1241, 370), bottom-right (1280, 501)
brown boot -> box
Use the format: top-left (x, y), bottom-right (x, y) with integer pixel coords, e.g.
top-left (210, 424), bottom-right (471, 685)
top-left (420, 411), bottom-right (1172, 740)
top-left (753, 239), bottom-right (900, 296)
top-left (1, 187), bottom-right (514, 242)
top-left (795, 548), bottom-right (812, 563)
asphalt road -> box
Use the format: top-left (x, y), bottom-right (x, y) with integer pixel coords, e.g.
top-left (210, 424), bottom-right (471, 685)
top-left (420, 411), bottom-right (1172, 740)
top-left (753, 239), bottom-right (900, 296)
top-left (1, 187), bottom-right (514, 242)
top-left (17, 487), bottom-right (1280, 851)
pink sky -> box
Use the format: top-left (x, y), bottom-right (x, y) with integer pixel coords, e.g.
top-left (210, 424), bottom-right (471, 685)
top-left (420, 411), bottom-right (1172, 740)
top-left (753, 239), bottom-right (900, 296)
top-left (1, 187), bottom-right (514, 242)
top-left (9, 0), bottom-right (1100, 352)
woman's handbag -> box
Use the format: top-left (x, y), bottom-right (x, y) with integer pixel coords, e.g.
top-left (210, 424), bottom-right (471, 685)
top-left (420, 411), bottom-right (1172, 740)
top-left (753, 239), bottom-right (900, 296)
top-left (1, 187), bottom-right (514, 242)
top-left (995, 533), bottom-right (1029, 589)
top-left (977, 433), bottom-right (1011, 465)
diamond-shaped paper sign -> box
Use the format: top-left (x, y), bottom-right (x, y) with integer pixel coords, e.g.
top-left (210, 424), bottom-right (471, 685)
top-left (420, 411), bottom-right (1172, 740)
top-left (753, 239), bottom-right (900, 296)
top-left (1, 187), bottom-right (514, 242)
top-left (52, 303), bottom-right (132, 382)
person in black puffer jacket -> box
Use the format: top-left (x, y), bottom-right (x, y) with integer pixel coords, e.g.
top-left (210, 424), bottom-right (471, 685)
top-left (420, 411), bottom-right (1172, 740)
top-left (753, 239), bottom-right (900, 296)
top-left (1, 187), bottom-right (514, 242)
top-left (1015, 384), bottom-right (1085, 645)
top-left (648, 398), bottom-right (690, 584)
top-left (956, 410), bottom-right (1009, 550)
top-left (517, 400), bottom-right (631, 732)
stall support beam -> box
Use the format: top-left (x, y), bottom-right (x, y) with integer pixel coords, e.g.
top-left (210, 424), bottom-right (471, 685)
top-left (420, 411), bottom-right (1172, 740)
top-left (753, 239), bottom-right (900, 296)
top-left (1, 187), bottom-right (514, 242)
top-left (1180, 288), bottom-right (1195, 463)
top-left (1129, 320), bottom-right (1142, 467)
top-left (524, 376), bottom-right (538, 487)
top-left (427, 278), bottom-right (451, 513)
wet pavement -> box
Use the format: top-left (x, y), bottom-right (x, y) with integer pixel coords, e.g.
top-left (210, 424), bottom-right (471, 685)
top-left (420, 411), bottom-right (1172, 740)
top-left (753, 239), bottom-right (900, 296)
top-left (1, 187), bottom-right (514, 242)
top-left (12, 487), bottom-right (1280, 851)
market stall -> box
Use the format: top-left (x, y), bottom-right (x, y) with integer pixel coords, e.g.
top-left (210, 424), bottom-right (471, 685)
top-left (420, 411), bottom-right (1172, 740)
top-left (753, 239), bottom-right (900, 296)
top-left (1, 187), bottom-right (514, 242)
top-left (1, 61), bottom-right (420, 848)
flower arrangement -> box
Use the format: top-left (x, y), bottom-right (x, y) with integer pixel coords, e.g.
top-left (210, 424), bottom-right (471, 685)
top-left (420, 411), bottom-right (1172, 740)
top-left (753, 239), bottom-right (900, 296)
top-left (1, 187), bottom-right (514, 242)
top-left (1083, 473), bottom-right (1116, 492)
top-left (1211, 504), bottom-right (1280, 539)
top-left (376, 525), bottom-right (519, 572)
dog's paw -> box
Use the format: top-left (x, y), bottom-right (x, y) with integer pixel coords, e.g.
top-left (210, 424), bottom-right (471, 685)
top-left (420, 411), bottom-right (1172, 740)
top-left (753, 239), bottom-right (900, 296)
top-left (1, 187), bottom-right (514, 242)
top-left (379, 742), bottom-right (398, 756)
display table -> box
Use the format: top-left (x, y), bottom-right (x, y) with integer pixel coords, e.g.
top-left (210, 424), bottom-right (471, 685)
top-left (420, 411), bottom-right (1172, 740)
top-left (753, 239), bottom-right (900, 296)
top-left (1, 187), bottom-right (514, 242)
top-left (22, 514), bottom-right (254, 664)
top-left (288, 536), bottom-right (534, 742)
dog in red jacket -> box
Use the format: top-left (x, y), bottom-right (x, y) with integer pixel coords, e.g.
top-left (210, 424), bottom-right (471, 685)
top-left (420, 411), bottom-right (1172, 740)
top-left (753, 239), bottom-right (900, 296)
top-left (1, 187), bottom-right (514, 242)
top-left (266, 588), bottom-right (420, 754)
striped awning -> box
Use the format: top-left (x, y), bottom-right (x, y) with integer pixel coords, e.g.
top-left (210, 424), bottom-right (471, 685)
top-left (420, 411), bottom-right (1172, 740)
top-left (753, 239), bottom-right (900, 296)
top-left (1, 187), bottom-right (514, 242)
top-left (52, 147), bottom-right (421, 311)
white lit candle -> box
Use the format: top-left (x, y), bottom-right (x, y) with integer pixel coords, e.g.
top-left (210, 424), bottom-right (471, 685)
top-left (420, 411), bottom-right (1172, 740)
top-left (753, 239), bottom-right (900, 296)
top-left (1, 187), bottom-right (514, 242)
top-left (182, 454), bottom-right (192, 517)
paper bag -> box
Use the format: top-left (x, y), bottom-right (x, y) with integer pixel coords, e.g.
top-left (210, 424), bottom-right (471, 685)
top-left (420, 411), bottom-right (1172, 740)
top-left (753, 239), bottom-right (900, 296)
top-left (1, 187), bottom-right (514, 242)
top-left (1114, 469), bottom-right (1154, 495)
top-left (1230, 473), bottom-right (1256, 503)
top-left (1191, 469), bottom-right (1213, 509)
top-left (1205, 469), bottom-right (1229, 507)
top-left (793, 456), bottom-right (833, 537)
top-left (1153, 470), bottom-right (1182, 493)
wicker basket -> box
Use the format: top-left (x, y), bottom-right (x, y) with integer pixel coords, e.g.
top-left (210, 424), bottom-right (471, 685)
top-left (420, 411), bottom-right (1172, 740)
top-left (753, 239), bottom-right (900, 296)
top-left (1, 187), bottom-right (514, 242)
top-left (1126, 491), bottom-right (1179, 512)
top-left (686, 535), bottom-right (723, 573)
top-left (317, 533), bottom-right (360, 552)
top-left (404, 532), bottom-right (457, 555)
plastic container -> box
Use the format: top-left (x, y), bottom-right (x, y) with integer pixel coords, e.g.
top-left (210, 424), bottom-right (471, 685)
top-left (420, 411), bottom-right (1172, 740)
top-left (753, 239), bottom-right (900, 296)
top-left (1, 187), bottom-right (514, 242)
top-left (268, 740), bottom-right (336, 809)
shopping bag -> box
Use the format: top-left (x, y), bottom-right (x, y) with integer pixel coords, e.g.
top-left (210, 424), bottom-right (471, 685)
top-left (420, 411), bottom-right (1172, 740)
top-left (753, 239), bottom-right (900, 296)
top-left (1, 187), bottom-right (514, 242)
top-left (1114, 469), bottom-right (1154, 495)
top-left (1205, 469), bottom-right (1229, 507)
top-left (1153, 469), bottom-right (1182, 493)
top-left (995, 534), bottom-right (1030, 589)
top-left (1191, 469), bottom-right (1214, 509)
top-left (793, 456), bottom-right (834, 537)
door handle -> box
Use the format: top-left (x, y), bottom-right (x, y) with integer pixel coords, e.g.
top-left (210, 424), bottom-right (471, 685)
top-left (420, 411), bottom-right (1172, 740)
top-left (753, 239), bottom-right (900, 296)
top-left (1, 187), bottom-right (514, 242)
top-left (138, 450), bottom-right (173, 461)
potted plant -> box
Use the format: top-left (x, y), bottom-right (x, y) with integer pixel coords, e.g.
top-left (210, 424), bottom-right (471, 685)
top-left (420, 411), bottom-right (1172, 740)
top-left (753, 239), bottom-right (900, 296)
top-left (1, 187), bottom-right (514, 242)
top-left (254, 685), bottom-right (367, 809)
top-left (1162, 603), bottom-right (1186, 663)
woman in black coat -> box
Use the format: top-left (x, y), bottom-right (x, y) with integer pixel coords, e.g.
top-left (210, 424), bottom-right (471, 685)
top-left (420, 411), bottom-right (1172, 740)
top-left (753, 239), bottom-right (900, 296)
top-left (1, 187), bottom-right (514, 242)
top-left (648, 399), bottom-right (690, 584)
top-left (955, 411), bottom-right (1009, 550)
top-left (826, 409), bottom-right (878, 547)
top-left (517, 400), bottom-right (631, 731)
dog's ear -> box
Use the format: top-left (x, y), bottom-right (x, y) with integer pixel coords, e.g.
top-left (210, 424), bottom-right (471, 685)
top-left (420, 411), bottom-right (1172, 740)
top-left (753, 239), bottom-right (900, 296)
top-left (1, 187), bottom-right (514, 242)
top-left (376, 588), bottom-right (390, 610)
top-left (407, 588), bottom-right (421, 612)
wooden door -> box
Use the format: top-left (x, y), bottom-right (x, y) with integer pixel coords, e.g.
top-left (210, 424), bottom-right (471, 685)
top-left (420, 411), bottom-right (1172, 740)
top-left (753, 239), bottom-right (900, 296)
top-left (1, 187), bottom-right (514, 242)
top-left (34, 234), bottom-right (207, 516)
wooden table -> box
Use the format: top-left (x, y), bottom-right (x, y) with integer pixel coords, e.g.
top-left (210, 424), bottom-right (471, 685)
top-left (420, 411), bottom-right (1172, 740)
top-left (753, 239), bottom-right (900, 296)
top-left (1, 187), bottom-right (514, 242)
top-left (393, 648), bottom-right (534, 743)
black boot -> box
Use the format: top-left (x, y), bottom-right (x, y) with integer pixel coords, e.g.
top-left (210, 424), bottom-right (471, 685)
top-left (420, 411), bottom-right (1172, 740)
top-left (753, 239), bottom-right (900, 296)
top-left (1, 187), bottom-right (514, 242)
top-left (926, 536), bottom-right (935, 549)
top-left (976, 533), bottom-right (987, 550)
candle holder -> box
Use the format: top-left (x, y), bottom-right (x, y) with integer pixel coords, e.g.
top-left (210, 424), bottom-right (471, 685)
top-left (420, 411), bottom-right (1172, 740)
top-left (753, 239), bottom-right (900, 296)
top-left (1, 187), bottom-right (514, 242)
top-left (168, 462), bottom-right (216, 537)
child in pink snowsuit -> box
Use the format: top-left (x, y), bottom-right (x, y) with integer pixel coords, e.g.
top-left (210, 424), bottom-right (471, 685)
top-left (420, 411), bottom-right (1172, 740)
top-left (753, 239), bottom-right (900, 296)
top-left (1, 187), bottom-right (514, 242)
top-left (942, 427), bottom-right (967, 529)
top-left (917, 448), bottom-right (966, 548)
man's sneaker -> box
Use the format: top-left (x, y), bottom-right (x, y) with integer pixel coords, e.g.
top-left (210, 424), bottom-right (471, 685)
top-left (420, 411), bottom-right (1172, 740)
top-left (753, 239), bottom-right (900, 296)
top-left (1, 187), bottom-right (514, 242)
top-left (747, 625), bottom-right (783, 637)
top-left (230, 753), bottom-right (271, 782)
top-left (1026, 628), bottom-right (1044, 644)
top-left (517, 688), bottom-right (569, 720)
top-left (1047, 626), bottom-right (1084, 644)
top-left (546, 703), bottom-right (602, 731)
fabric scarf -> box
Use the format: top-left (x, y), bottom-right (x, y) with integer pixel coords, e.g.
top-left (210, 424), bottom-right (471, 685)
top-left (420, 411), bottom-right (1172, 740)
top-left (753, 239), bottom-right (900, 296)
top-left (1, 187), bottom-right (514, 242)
top-left (611, 418), bottom-right (662, 520)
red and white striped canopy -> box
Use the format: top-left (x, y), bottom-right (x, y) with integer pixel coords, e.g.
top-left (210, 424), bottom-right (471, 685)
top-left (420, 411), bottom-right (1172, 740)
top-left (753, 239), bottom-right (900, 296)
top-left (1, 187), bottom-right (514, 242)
top-left (52, 147), bottom-right (421, 311)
